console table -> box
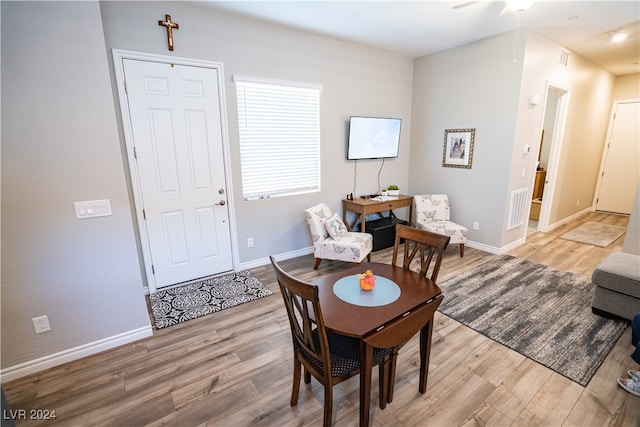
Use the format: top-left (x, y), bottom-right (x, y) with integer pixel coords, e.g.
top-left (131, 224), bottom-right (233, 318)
top-left (342, 195), bottom-right (413, 232)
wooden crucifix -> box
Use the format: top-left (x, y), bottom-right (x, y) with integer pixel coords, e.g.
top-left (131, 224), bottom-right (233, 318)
top-left (158, 14), bottom-right (179, 51)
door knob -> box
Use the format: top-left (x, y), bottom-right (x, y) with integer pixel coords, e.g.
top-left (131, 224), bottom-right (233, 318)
top-left (218, 188), bottom-right (225, 194)
top-left (216, 200), bottom-right (226, 206)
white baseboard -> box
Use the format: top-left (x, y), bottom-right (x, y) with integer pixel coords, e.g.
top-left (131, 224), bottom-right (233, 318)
top-left (152, 235), bottom-right (533, 295)
top-left (499, 237), bottom-right (527, 254)
top-left (239, 247), bottom-right (314, 270)
top-left (143, 247), bottom-right (315, 296)
top-left (0, 326), bottom-right (153, 383)
top-left (466, 238), bottom-right (526, 255)
top-left (465, 239), bottom-right (500, 254)
top-left (242, 240), bottom-right (523, 268)
top-left (543, 207), bottom-right (591, 232)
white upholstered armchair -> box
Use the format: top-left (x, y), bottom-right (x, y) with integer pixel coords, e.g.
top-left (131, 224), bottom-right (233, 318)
top-left (414, 194), bottom-right (467, 257)
top-left (304, 202), bottom-right (372, 269)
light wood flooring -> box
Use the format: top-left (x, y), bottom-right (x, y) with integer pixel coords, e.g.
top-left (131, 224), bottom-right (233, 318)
top-left (4, 211), bottom-right (639, 426)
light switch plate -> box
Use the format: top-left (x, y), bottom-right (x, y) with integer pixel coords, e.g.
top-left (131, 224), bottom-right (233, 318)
top-left (74, 199), bottom-right (112, 219)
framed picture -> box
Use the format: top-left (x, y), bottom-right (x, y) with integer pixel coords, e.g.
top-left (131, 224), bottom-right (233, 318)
top-left (442, 128), bottom-right (475, 169)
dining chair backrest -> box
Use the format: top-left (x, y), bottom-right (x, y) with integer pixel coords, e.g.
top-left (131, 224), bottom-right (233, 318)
top-left (392, 224), bottom-right (450, 282)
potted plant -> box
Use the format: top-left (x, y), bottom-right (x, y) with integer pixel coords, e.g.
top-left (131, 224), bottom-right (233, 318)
top-left (387, 185), bottom-right (400, 196)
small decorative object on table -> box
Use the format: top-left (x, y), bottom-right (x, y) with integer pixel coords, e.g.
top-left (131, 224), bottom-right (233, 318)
top-left (386, 185), bottom-right (400, 196)
top-left (358, 269), bottom-right (376, 291)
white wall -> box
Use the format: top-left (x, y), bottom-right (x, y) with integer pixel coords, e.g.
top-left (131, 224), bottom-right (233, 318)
top-left (409, 31), bottom-right (525, 249)
top-left (539, 90), bottom-right (559, 170)
top-left (1, 1), bottom-right (152, 376)
top-left (612, 73), bottom-right (640, 100)
top-left (410, 28), bottom-right (617, 251)
top-left (1, 0), bottom-right (623, 378)
top-left (520, 31), bottom-right (615, 226)
top-left (99, 1), bottom-right (415, 267)
top-left (1, 0), bottom-right (414, 376)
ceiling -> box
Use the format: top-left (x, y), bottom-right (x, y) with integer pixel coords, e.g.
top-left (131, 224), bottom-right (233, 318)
top-left (193, 0), bottom-right (640, 76)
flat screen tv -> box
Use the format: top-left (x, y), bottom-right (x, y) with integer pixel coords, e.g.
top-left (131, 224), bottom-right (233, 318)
top-left (347, 116), bottom-right (402, 160)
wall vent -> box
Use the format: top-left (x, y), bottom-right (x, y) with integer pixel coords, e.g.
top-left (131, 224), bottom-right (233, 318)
top-left (559, 48), bottom-right (570, 68)
top-left (507, 188), bottom-right (529, 230)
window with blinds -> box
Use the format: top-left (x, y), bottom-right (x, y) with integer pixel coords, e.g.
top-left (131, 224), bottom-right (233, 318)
top-left (234, 76), bottom-right (322, 200)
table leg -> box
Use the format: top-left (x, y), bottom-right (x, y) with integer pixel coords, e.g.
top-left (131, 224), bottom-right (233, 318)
top-left (386, 351), bottom-right (397, 404)
top-left (409, 203), bottom-right (414, 226)
top-left (419, 320), bottom-right (434, 394)
top-left (347, 213), bottom-right (361, 232)
top-left (359, 340), bottom-right (373, 427)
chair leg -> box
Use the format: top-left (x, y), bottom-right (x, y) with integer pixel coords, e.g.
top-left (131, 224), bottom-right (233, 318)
top-left (367, 253), bottom-right (371, 262)
top-left (291, 358), bottom-right (302, 406)
top-left (459, 244), bottom-right (465, 257)
top-left (304, 368), bottom-right (311, 384)
top-left (323, 384), bottom-right (333, 427)
top-left (313, 258), bottom-right (322, 269)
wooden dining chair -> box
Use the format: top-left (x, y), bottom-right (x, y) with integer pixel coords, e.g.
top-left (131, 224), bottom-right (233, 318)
top-left (386, 224), bottom-right (450, 402)
top-left (392, 223), bottom-right (451, 281)
top-left (270, 257), bottom-right (392, 427)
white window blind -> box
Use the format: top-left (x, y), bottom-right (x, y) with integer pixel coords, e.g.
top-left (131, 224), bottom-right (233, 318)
top-left (235, 76), bottom-right (321, 200)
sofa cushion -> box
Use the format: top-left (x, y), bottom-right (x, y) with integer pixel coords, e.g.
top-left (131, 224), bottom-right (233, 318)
top-left (591, 252), bottom-right (640, 297)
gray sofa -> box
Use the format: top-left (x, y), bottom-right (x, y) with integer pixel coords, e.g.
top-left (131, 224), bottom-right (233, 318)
top-left (591, 184), bottom-right (640, 321)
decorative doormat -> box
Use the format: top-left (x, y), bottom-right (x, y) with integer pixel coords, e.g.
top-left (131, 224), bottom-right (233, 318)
top-left (149, 271), bottom-right (273, 329)
top-left (437, 255), bottom-right (628, 386)
top-left (560, 221), bottom-right (626, 247)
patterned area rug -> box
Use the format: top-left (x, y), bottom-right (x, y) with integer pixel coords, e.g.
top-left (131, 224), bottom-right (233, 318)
top-left (438, 255), bottom-right (628, 386)
top-left (560, 221), bottom-right (626, 247)
top-left (149, 270), bottom-right (273, 329)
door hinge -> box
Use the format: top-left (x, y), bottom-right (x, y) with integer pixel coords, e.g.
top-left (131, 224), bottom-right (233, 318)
top-left (124, 80), bottom-right (128, 94)
top-left (133, 146), bottom-right (137, 159)
top-left (151, 265), bottom-right (155, 275)
top-left (143, 209), bottom-right (146, 220)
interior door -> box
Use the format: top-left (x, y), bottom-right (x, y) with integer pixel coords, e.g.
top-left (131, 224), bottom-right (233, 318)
top-left (596, 101), bottom-right (640, 214)
top-left (123, 59), bottom-right (233, 289)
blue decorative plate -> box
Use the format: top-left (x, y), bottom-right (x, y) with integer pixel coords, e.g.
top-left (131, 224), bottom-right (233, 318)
top-left (333, 275), bottom-right (401, 307)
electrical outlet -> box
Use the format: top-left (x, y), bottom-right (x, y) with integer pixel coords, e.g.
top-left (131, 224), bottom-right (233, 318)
top-left (32, 315), bottom-right (51, 334)
top-left (472, 221), bottom-right (480, 230)
top-left (247, 237), bottom-right (254, 248)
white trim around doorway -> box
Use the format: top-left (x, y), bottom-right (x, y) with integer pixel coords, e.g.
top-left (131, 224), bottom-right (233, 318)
top-left (536, 81), bottom-right (571, 233)
top-left (111, 49), bottom-right (239, 293)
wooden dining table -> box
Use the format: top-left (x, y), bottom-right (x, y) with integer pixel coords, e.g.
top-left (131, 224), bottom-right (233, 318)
top-left (313, 261), bottom-right (443, 427)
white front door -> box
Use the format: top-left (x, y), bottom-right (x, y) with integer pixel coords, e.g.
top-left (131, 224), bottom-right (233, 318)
top-left (123, 58), bottom-right (233, 289)
top-left (596, 101), bottom-right (640, 214)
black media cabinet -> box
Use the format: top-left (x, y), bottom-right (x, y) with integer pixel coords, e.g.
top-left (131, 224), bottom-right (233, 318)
top-left (357, 217), bottom-right (408, 252)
